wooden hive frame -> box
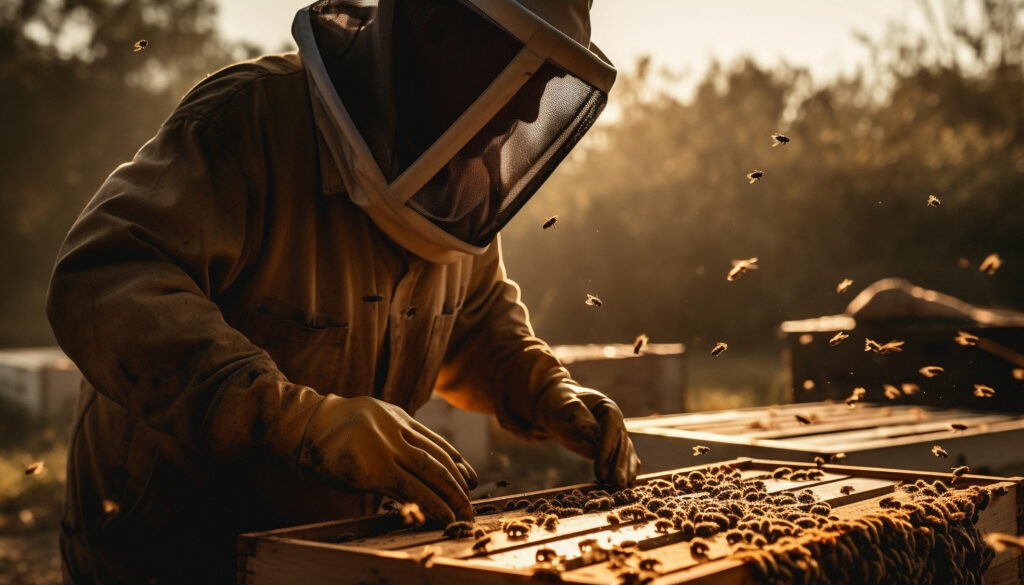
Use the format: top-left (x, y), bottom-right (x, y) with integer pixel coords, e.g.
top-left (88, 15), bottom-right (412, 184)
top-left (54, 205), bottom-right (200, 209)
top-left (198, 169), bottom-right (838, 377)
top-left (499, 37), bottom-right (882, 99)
top-left (627, 401), bottom-right (1024, 475)
top-left (237, 458), bottom-right (1024, 585)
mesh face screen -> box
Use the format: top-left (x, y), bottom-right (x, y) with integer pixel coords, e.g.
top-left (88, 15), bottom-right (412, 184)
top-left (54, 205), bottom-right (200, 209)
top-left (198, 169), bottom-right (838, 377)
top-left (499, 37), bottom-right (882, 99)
top-left (406, 62), bottom-right (607, 246)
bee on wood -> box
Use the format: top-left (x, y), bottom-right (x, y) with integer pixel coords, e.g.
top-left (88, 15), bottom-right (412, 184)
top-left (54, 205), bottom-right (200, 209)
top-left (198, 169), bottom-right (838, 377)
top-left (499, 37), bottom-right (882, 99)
top-left (102, 499), bottom-right (120, 518)
top-left (654, 519), bottom-right (673, 533)
top-left (772, 467), bottom-right (793, 479)
top-left (949, 423), bottom-right (968, 432)
top-left (830, 453), bottom-right (847, 463)
top-left (585, 293), bottom-right (602, 308)
top-left (919, 366), bottom-right (945, 378)
top-left (727, 257), bottom-right (759, 281)
top-left (606, 512), bottom-right (621, 525)
top-left (24, 461), bottom-right (45, 476)
top-left (979, 253), bottom-right (1003, 275)
top-left (879, 496), bottom-right (901, 509)
top-left (795, 414), bottom-right (813, 425)
top-left (503, 520), bottom-right (531, 540)
top-left (840, 485), bottom-right (856, 496)
top-left (807, 469), bottom-right (825, 480)
top-left (472, 535), bottom-right (491, 553)
top-left (633, 334), bottom-right (649, 355)
top-left (844, 395), bottom-right (860, 408)
top-left (901, 383), bottom-right (920, 395)
top-left (865, 338), bottom-right (905, 354)
top-left (542, 215), bottom-right (558, 229)
top-left (690, 538), bottom-right (711, 557)
top-left (771, 133), bottom-right (790, 147)
top-left (693, 445), bottom-right (711, 456)
top-left (952, 466), bottom-right (969, 477)
top-left (927, 194), bottom-right (941, 207)
top-left (443, 520), bottom-right (474, 539)
top-left (828, 331), bottom-right (849, 346)
top-left (932, 445), bottom-right (949, 458)
top-left (542, 514), bottom-right (559, 531)
top-left (711, 342), bottom-right (728, 357)
top-left (133, 39), bottom-right (148, 52)
top-left (973, 384), bottom-right (995, 398)
top-left (836, 279), bottom-right (854, 294)
top-left (638, 558), bottom-right (661, 572)
top-left (416, 546), bottom-right (438, 567)
top-left (884, 384), bottom-right (901, 400)
top-left (400, 502), bottom-right (425, 526)
top-left (578, 538), bottom-right (600, 553)
top-left (362, 294), bottom-right (383, 302)
top-left (535, 548), bottom-right (559, 564)
top-left (472, 527), bottom-right (487, 539)
top-left (746, 170), bottom-right (765, 184)
top-left (954, 331), bottom-right (980, 346)
top-left (813, 456), bottom-right (826, 468)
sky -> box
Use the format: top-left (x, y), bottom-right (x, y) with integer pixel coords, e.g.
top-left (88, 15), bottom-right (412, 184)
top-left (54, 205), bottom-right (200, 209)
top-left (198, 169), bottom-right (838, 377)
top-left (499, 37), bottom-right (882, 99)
top-left (215, 0), bottom-right (926, 89)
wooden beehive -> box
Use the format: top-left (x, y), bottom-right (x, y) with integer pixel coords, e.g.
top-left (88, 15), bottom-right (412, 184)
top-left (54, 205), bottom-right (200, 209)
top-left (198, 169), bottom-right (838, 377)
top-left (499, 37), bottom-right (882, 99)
top-left (237, 458), bottom-right (1024, 585)
top-left (627, 401), bottom-right (1024, 476)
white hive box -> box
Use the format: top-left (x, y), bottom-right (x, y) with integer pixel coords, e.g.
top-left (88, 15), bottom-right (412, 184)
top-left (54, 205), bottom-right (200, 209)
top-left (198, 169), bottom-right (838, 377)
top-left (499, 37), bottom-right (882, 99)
top-left (0, 347), bottom-right (80, 419)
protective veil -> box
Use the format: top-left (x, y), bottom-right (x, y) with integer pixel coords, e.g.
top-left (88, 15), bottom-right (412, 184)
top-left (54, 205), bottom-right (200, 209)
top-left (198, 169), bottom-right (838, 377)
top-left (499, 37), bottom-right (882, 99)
top-left (293, 0), bottom-right (616, 263)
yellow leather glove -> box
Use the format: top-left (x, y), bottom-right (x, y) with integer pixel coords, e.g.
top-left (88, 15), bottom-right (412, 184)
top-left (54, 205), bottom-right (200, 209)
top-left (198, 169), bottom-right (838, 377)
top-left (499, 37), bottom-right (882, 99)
top-left (278, 393), bottom-right (478, 524)
top-left (532, 382), bottom-right (641, 489)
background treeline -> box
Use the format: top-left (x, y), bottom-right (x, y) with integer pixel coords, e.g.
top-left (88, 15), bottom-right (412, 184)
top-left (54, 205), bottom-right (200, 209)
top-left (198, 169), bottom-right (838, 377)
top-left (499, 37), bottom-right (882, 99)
top-left (1, 0), bottom-right (1022, 362)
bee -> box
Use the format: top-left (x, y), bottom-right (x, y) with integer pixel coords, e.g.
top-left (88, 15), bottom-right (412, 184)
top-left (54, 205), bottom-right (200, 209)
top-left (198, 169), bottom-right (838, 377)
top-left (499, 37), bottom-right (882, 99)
top-left (840, 485), bottom-right (856, 496)
top-left (1013, 368), bottom-right (1024, 380)
top-left (984, 532), bottom-right (1024, 553)
top-left (416, 546), bottom-right (438, 567)
top-left (361, 294), bottom-right (384, 302)
top-left (690, 538), bottom-right (711, 557)
top-left (443, 520), bottom-right (474, 539)
top-left (400, 502), bottom-right (425, 526)
top-left (711, 342), bottom-right (729, 357)
top-left (542, 215), bottom-right (559, 229)
top-left (828, 331), bottom-right (849, 346)
top-left (727, 257), bottom-right (759, 281)
top-left (472, 527), bottom-right (487, 539)
top-left (926, 194), bottom-right (941, 207)
top-left (836, 279), bottom-right (854, 294)
top-left (830, 452), bottom-right (847, 463)
top-left (472, 535), bottom-right (491, 553)
top-left (954, 331), bottom-right (979, 346)
top-left (973, 384), bottom-right (995, 398)
top-left (746, 170), bottom-right (765, 184)
top-left (795, 414), bottom-right (813, 425)
top-left (535, 548), bottom-right (559, 563)
top-left (879, 496), bottom-right (901, 509)
top-left (919, 366), bottom-right (945, 378)
top-left (931, 445), bottom-right (949, 458)
top-left (495, 479), bottom-right (510, 488)
top-left (949, 423), bottom-right (968, 432)
top-left (654, 519), bottom-right (673, 533)
top-left (542, 514), bottom-right (559, 531)
top-left (802, 379), bottom-right (815, 391)
top-left (133, 39), bottom-right (148, 52)
top-left (951, 466), bottom-right (969, 477)
top-left (606, 512), bottom-right (621, 525)
top-left (692, 445), bottom-right (711, 456)
top-left (102, 499), bottom-right (120, 518)
top-left (813, 456), bottom-right (826, 468)
top-left (638, 557), bottom-right (662, 572)
top-left (503, 520), bottom-right (531, 540)
top-left (578, 538), bottom-right (600, 553)
top-left (771, 133), bottom-right (790, 147)
top-left (585, 293), bottom-right (602, 308)
top-left (865, 338), bottom-right (905, 354)
top-left (884, 384), bottom-right (901, 400)
top-left (844, 395), bottom-right (860, 408)
top-left (772, 467), bottom-right (793, 479)
top-left (633, 334), bottom-right (649, 355)
top-left (979, 253), bottom-right (1003, 275)
top-left (24, 461), bottom-right (45, 476)
top-left (901, 383), bottom-right (920, 395)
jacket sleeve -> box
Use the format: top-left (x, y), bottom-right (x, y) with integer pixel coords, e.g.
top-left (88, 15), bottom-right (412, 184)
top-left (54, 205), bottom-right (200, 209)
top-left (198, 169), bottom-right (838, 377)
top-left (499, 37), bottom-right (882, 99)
top-left (434, 235), bottom-right (571, 439)
top-left (46, 112), bottom-right (322, 461)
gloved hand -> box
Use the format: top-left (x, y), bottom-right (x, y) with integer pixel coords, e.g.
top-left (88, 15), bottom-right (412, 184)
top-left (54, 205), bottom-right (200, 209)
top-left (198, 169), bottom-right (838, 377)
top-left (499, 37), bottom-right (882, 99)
top-left (532, 382), bottom-right (641, 489)
top-left (278, 393), bottom-right (478, 524)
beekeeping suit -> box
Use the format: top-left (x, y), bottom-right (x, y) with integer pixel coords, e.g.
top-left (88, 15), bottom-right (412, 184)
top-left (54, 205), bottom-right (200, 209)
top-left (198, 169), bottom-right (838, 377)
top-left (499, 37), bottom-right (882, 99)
top-left (47, 1), bottom-right (638, 583)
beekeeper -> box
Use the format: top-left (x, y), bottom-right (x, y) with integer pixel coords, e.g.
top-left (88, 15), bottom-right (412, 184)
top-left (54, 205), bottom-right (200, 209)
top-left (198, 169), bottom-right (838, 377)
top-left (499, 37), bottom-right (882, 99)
top-left (46, 0), bottom-right (639, 582)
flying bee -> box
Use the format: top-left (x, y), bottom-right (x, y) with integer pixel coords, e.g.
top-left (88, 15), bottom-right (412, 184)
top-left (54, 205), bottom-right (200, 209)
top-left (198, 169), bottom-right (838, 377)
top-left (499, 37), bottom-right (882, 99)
top-left (133, 39), bottom-right (148, 52)
top-left (973, 384), bottom-right (995, 398)
top-left (932, 445), bottom-right (949, 458)
top-left (102, 499), bottom-right (120, 518)
top-left (901, 383), bottom-right (921, 396)
top-left (949, 423), bottom-right (968, 432)
top-left (884, 384), bottom-right (901, 400)
top-left (840, 485), bottom-right (856, 496)
top-left (829, 331), bottom-right (849, 346)
top-left (711, 342), bottom-right (728, 357)
top-left (542, 215), bottom-right (558, 229)
top-left (979, 253), bottom-right (1003, 275)
top-left (727, 257), bottom-right (759, 281)
top-left (919, 366), bottom-right (945, 378)
top-left (771, 133), bottom-right (790, 147)
top-left (865, 338), bottom-right (905, 354)
top-left (693, 445), bottom-right (711, 456)
top-left (24, 461), bottom-right (45, 476)
top-left (585, 293), bottom-right (602, 308)
top-left (795, 414), bottom-right (813, 425)
top-left (813, 456), bottom-right (826, 468)
top-left (926, 194), bottom-right (941, 207)
top-left (400, 502), bottom-right (425, 526)
top-left (802, 379), bottom-right (815, 391)
top-left (1013, 368), bottom-right (1024, 381)
top-left (633, 334), bottom-right (649, 355)
top-left (746, 170), bottom-right (765, 184)
top-left (954, 331), bottom-right (979, 346)
top-left (836, 278), bottom-right (854, 294)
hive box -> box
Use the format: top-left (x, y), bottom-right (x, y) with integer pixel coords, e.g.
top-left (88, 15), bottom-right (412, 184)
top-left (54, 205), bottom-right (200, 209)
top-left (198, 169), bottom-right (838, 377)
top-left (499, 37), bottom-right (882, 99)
top-left (0, 347), bottom-right (80, 420)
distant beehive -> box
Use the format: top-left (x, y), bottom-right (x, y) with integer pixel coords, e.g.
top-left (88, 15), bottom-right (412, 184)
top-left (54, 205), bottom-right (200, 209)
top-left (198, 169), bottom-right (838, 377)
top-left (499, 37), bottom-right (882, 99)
top-left (0, 347), bottom-right (80, 419)
top-left (780, 278), bottom-right (1024, 412)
